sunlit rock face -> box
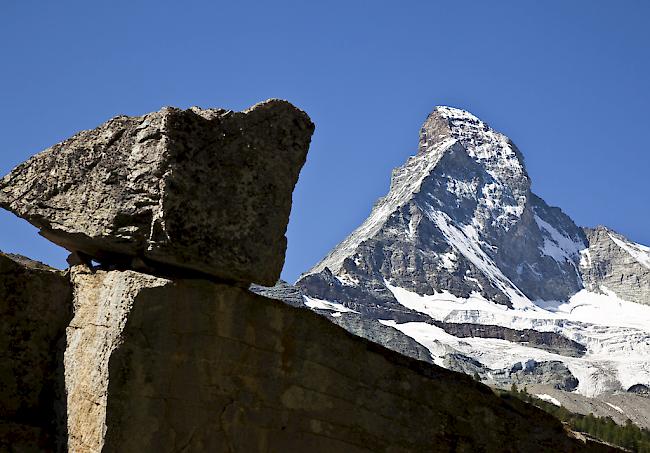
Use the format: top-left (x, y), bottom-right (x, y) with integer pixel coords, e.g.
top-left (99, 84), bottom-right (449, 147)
top-left (0, 100), bottom-right (314, 286)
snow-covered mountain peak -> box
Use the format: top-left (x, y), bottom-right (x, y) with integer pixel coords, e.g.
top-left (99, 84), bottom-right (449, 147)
top-left (282, 104), bottom-right (650, 412)
top-left (435, 105), bottom-right (480, 121)
top-left (421, 105), bottom-right (525, 169)
top-left (303, 105), bottom-right (587, 305)
top-left (417, 106), bottom-right (530, 232)
top-left (307, 105), bottom-right (530, 277)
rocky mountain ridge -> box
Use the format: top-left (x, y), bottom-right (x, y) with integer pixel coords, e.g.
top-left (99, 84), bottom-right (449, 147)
top-left (279, 105), bottom-right (650, 427)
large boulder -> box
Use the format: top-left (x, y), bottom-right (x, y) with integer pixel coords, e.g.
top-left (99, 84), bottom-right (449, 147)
top-left (0, 253), bottom-right (72, 452)
top-left (0, 100), bottom-right (314, 285)
top-left (65, 266), bottom-right (612, 452)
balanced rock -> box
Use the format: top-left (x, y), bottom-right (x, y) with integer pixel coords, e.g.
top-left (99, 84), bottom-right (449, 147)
top-left (0, 253), bottom-right (72, 452)
top-left (0, 100), bottom-right (314, 285)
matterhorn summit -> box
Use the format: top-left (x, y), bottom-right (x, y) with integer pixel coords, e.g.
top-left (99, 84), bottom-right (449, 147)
top-left (262, 105), bottom-right (650, 428)
top-left (303, 105), bottom-right (587, 307)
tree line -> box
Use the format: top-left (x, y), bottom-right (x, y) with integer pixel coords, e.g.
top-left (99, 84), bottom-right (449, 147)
top-left (500, 384), bottom-right (650, 452)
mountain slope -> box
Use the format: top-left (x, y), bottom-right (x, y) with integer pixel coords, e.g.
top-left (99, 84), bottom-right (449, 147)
top-left (286, 106), bottom-right (650, 422)
top-left (303, 106), bottom-right (586, 307)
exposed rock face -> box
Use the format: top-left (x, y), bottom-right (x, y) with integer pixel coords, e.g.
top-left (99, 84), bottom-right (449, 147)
top-left (0, 253), bottom-right (72, 452)
top-left (250, 279), bottom-right (307, 308)
top-left (581, 226), bottom-right (650, 305)
top-left (0, 100), bottom-right (314, 286)
top-left (434, 322), bottom-right (587, 357)
top-left (628, 384), bottom-right (650, 396)
top-left (441, 355), bottom-right (579, 391)
top-left (506, 360), bottom-right (579, 391)
top-left (62, 266), bottom-right (610, 452)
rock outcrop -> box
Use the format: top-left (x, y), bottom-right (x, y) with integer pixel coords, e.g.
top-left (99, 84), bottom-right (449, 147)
top-left (0, 253), bottom-right (72, 452)
top-left (581, 226), bottom-right (650, 306)
top-left (0, 100), bottom-right (314, 286)
top-left (64, 266), bottom-right (609, 452)
top-left (433, 322), bottom-right (587, 357)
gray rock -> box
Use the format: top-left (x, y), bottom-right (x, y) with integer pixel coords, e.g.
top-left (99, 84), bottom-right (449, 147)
top-left (0, 252), bottom-right (72, 452)
top-left (442, 353), bottom-right (489, 376)
top-left (0, 100), bottom-right (314, 286)
top-left (628, 384), bottom-right (650, 396)
top-left (580, 226), bottom-right (650, 305)
top-left (433, 321), bottom-right (586, 358)
top-left (444, 356), bottom-right (578, 392)
top-left (249, 279), bottom-right (306, 308)
top-left (507, 360), bottom-right (579, 391)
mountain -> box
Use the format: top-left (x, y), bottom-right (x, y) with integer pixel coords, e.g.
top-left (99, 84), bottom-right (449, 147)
top-left (262, 106), bottom-right (650, 427)
top-left (2, 101), bottom-right (616, 452)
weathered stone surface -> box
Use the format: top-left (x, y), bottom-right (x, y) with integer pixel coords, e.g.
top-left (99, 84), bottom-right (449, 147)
top-left (65, 266), bottom-right (613, 452)
top-left (0, 100), bottom-right (314, 285)
top-left (629, 384), bottom-right (650, 396)
top-left (0, 253), bottom-right (73, 452)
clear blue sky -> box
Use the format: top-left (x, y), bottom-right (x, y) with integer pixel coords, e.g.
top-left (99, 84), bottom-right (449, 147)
top-left (1, 1), bottom-right (648, 283)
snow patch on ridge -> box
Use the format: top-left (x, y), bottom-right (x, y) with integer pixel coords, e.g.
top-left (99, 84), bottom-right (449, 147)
top-left (304, 296), bottom-right (358, 314)
top-left (425, 208), bottom-right (532, 308)
top-left (606, 402), bottom-right (624, 414)
top-left (534, 214), bottom-right (585, 267)
top-left (609, 233), bottom-right (650, 270)
top-left (536, 394), bottom-right (562, 406)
